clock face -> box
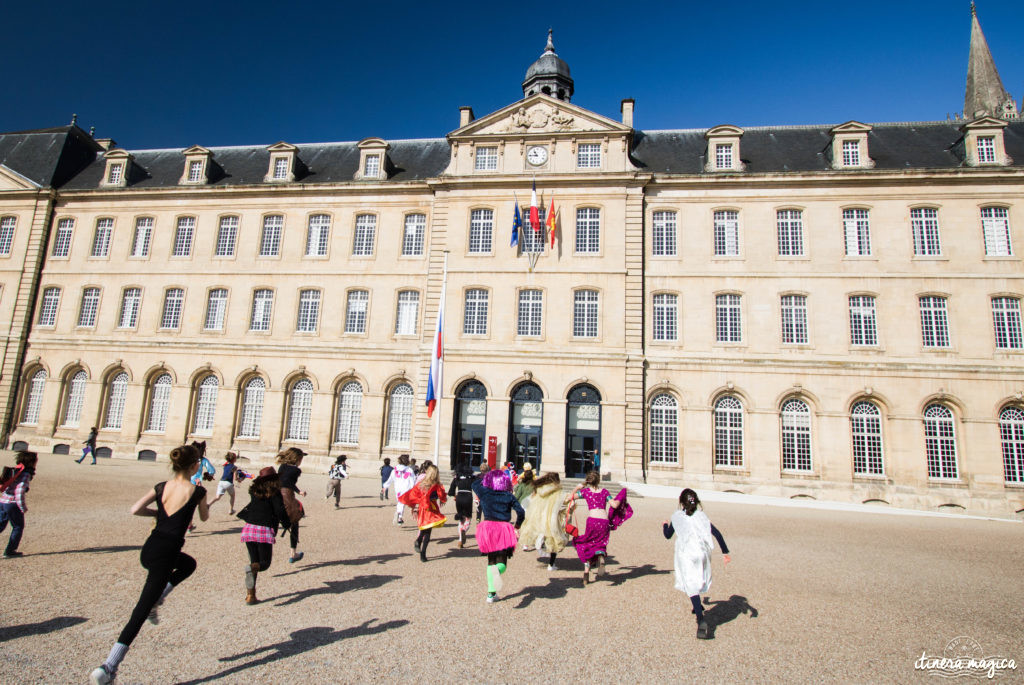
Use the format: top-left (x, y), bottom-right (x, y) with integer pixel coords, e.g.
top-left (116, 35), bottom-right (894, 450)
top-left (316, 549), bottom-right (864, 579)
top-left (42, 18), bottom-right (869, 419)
top-left (527, 146), bottom-right (548, 166)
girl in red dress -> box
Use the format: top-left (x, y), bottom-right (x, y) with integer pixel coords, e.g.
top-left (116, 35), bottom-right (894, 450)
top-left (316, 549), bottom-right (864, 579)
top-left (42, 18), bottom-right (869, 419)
top-left (398, 464), bottom-right (447, 562)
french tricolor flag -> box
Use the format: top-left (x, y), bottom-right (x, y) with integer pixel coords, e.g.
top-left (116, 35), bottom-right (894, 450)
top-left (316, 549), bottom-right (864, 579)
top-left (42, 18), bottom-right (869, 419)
top-left (426, 305), bottom-right (443, 418)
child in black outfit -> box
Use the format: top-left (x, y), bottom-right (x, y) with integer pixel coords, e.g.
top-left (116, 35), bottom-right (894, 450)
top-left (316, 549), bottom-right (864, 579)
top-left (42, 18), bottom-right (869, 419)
top-left (448, 464), bottom-right (475, 548)
top-left (238, 466), bottom-right (289, 604)
top-left (380, 458), bottom-right (393, 500)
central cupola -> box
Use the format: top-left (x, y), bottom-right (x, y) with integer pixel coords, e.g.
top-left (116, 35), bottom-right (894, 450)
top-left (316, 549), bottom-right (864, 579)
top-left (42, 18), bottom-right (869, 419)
top-left (522, 29), bottom-right (574, 101)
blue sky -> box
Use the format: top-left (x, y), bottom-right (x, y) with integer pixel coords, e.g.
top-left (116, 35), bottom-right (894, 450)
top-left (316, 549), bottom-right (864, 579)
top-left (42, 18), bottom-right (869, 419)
top-left (3, 1), bottom-right (1022, 149)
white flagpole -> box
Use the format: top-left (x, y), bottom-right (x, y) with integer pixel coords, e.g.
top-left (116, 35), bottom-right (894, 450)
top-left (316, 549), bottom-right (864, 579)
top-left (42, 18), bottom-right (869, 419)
top-left (431, 251), bottom-right (448, 463)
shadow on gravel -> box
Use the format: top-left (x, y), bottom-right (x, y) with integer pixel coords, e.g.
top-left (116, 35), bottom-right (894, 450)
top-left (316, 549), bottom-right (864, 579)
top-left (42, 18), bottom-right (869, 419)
top-left (602, 563), bottom-right (670, 586)
top-left (501, 577), bottom-right (578, 608)
top-left (175, 620), bottom-right (409, 684)
top-left (703, 595), bottom-right (759, 639)
top-left (189, 526), bottom-right (242, 537)
top-left (263, 574), bottom-right (402, 606)
top-left (31, 544), bottom-right (139, 556)
top-left (273, 553), bottom-right (410, 577)
top-left (0, 616), bottom-right (88, 642)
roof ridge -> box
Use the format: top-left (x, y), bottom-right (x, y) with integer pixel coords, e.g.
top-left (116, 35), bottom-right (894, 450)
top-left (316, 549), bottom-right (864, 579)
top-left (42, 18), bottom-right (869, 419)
top-left (119, 137), bottom-right (448, 155)
top-left (641, 120), bottom-right (959, 135)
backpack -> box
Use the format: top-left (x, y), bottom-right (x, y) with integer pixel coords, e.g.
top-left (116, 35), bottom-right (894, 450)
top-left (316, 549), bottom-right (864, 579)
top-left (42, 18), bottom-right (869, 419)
top-left (0, 464), bottom-right (24, 493)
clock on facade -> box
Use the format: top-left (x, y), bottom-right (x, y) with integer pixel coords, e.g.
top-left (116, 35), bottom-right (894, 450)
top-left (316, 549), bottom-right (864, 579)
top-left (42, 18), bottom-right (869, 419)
top-left (526, 146), bottom-right (548, 166)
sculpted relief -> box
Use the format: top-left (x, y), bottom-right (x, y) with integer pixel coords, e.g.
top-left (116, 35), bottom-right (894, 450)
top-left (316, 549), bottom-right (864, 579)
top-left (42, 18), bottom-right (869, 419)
top-left (506, 105), bottom-right (576, 132)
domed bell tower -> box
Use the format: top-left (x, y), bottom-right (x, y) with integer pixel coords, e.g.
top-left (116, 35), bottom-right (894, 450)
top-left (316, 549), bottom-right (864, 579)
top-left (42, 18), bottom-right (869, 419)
top-left (522, 29), bottom-right (574, 102)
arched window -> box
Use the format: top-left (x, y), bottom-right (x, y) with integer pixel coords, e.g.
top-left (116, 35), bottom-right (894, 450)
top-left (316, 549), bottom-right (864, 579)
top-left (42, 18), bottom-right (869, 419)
top-left (851, 401), bottom-right (883, 475)
top-left (147, 374), bottom-right (172, 432)
top-left (103, 372), bottom-right (129, 430)
top-left (386, 383), bottom-right (414, 447)
top-left (193, 375), bottom-right (219, 436)
top-left (999, 407), bottom-right (1024, 484)
top-left (649, 394), bottom-right (678, 464)
top-left (924, 404), bottom-right (957, 480)
top-left (238, 377), bottom-right (265, 439)
top-left (334, 381), bottom-right (363, 445)
top-left (62, 370), bottom-right (88, 428)
top-left (781, 399), bottom-right (812, 471)
top-left (286, 379), bottom-right (314, 441)
top-left (714, 396), bottom-right (743, 467)
top-left (22, 369), bottom-right (47, 424)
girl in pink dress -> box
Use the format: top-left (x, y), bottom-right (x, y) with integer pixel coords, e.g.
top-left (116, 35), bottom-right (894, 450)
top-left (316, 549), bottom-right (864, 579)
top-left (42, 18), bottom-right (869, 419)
top-left (569, 470), bottom-right (631, 585)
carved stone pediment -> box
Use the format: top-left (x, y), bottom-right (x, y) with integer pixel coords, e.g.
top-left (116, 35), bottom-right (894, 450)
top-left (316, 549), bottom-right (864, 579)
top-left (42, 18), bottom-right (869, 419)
top-left (450, 94), bottom-right (631, 139)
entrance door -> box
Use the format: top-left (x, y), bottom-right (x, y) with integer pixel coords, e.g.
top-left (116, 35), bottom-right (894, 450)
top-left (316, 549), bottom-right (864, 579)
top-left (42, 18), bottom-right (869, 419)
top-left (451, 380), bottom-right (487, 472)
top-left (565, 384), bottom-right (601, 478)
top-left (508, 382), bottom-right (543, 471)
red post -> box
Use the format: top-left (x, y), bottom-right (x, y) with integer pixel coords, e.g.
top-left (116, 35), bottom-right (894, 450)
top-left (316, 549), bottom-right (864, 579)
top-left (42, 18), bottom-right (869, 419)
top-left (487, 436), bottom-right (497, 470)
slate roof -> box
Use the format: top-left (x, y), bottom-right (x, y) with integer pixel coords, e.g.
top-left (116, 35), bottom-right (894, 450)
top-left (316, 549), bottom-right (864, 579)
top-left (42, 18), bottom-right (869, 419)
top-left (0, 125), bottom-right (101, 188)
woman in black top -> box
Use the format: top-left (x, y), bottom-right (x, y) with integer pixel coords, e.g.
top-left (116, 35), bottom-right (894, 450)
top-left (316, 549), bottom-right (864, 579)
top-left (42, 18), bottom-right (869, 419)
top-left (448, 464), bottom-right (475, 548)
top-left (276, 448), bottom-right (306, 563)
top-left (90, 444), bottom-right (209, 685)
top-left (238, 466), bottom-right (289, 604)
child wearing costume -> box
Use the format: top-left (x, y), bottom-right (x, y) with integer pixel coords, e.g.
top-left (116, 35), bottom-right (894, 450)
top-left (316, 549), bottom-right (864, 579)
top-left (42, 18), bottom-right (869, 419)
top-left (447, 464), bottom-right (475, 548)
top-left (0, 451), bottom-right (37, 558)
top-left (238, 467), bottom-right (289, 604)
top-left (517, 472), bottom-right (569, 570)
top-left (275, 448), bottom-right (307, 563)
top-left (382, 454), bottom-right (416, 524)
top-left (472, 469), bottom-right (525, 603)
top-left (663, 488), bottom-right (731, 639)
top-left (209, 452), bottom-right (241, 514)
top-left (325, 455), bottom-right (348, 509)
top-left (569, 470), bottom-right (631, 585)
top-left (398, 464), bottom-right (447, 562)
top-left (90, 445), bottom-right (209, 684)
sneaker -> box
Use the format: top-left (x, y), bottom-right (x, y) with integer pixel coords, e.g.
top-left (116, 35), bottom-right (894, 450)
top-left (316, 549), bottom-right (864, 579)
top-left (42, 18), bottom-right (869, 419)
top-left (696, 620), bottom-right (710, 639)
top-left (486, 592), bottom-right (496, 603)
top-left (379, 491), bottom-right (384, 501)
top-left (3, 551), bottom-right (23, 558)
top-left (147, 603), bottom-right (160, 624)
top-left (547, 564), bottom-right (556, 571)
top-left (414, 538), bottom-right (421, 552)
top-left (583, 562), bottom-right (590, 585)
top-left (288, 552), bottom-right (304, 564)
top-left (397, 517), bottom-right (404, 525)
top-left (90, 665), bottom-right (113, 685)
top-left (245, 564), bottom-right (256, 590)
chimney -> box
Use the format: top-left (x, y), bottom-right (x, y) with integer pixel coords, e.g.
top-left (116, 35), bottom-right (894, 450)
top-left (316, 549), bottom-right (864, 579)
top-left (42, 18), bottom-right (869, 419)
top-left (459, 106), bottom-right (475, 128)
top-left (620, 99), bottom-right (635, 128)
top-left (95, 138), bottom-right (116, 151)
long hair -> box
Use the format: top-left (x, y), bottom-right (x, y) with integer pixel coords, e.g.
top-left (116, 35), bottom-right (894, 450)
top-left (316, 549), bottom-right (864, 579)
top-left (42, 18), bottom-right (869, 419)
top-left (583, 470), bottom-right (601, 488)
top-left (418, 464), bottom-right (439, 490)
top-left (275, 447), bottom-right (304, 466)
top-left (398, 454), bottom-right (410, 467)
top-left (679, 488), bottom-right (701, 516)
top-left (532, 471), bottom-right (560, 491)
top-left (481, 469), bottom-right (511, 492)
top-left (250, 473), bottom-right (280, 499)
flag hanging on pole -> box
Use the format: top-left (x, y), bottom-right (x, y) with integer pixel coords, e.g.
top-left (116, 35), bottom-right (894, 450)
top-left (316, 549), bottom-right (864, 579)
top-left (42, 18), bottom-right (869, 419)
top-left (426, 303), bottom-right (443, 418)
top-left (546, 195), bottom-right (556, 248)
top-left (512, 194), bottom-right (521, 248)
top-left (529, 181), bottom-right (540, 235)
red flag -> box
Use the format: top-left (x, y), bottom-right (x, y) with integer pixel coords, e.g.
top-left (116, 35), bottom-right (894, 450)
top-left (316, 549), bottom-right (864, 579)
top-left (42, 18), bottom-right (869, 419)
top-left (529, 181), bottom-right (540, 235)
top-left (547, 196), bottom-right (556, 247)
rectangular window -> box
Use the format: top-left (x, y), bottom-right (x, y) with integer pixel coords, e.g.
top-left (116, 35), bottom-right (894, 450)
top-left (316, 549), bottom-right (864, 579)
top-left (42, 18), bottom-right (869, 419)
top-left (78, 287), bottom-right (100, 327)
top-left (250, 289), bottom-right (273, 331)
top-left (520, 206), bottom-right (546, 254)
top-left (575, 207), bottom-right (600, 254)
top-left (573, 290), bottom-right (599, 338)
top-left (172, 217), bottom-right (195, 257)
top-left (160, 288), bottom-right (184, 330)
top-left (204, 288), bottom-right (228, 331)
top-left (187, 160), bottom-right (204, 182)
top-left (364, 154), bottom-right (380, 177)
top-left (652, 211), bottom-right (677, 257)
top-left (849, 295), bottom-right (878, 346)
top-left (715, 294), bottom-right (742, 343)
top-left (981, 207), bottom-right (1012, 256)
top-left (653, 293), bottom-right (678, 341)
top-left (977, 136), bottom-right (996, 163)
top-left (0, 216), bottom-right (15, 255)
top-left (577, 143), bottom-right (601, 168)
top-left (777, 209), bottom-right (804, 257)
top-left (714, 143), bottom-right (733, 170)
top-left (781, 294), bottom-right (808, 344)
top-left (463, 289), bottom-right (489, 335)
top-left (353, 214), bottom-right (376, 256)
top-left (52, 218), bottom-right (74, 257)
top-left (259, 215), bottom-right (283, 257)
top-left (842, 209), bottom-right (871, 256)
top-left (517, 289), bottom-right (543, 336)
top-left (296, 290), bottom-right (320, 332)
top-left (215, 216), bottom-right (238, 257)
top-left (38, 287), bottom-right (60, 326)
top-left (911, 208), bottom-right (941, 256)
top-left (91, 218), bottom-right (113, 257)
top-left (713, 210), bottom-right (739, 256)
top-left (272, 157), bottom-right (289, 180)
top-left (395, 290), bottom-right (419, 335)
top-left (345, 290), bottom-right (369, 334)
top-left (475, 147), bottom-right (498, 171)
top-left (306, 214), bottom-right (331, 257)
top-left (119, 288), bottom-right (141, 329)
top-left (841, 139), bottom-right (860, 167)
top-left (402, 214), bottom-right (426, 256)
top-left (131, 217), bottom-right (153, 257)
top-left (469, 209), bottom-right (493, 254)
top-left (919, 296), bottom-right (950, 348)
top-left (992, 297), bottom-right (1023, 349)
top-left (107, 163), bottom-right (124, 184)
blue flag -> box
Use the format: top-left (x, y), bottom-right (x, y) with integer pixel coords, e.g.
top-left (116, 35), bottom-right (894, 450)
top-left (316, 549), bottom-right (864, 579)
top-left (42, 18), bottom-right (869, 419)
top-left (511, 195), bottom-right (522, 247)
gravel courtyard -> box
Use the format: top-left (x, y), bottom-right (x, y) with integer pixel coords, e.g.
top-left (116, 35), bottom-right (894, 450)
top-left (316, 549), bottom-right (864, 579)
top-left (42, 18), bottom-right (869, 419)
top-left (1, 454), bottom-right (1021, 683)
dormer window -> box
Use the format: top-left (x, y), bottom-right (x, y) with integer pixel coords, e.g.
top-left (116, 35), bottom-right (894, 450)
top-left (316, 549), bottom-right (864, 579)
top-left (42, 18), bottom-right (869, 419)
top-left (187, 161), bottom-right (203, 182)
top-left (959, 117), bottom-right (1010, 167)
top-left (841, 140), bottom-right (860, 167)
top-left (180, 145), bottom-right (212, 185)
top-left (273, 158), bottom-right (289, 179)
top-left (355, 138), bottom-right (390, 181)
top-left (829, 122), bottom-right (873, 170)
top-left (704, 126), bottom-right (744, 172)
top-left (364, 154), bottom-right (380, 177)
top-left (475, 147), bottom-right (498, 171)
top-left (108, 163), bottom-right (124, 184)
top-left (101, 149), bottom-right (133, 188)
top-left (265, 142), bottom-right (298, 183)
top-left (977, 136), bottom-right (996, 163)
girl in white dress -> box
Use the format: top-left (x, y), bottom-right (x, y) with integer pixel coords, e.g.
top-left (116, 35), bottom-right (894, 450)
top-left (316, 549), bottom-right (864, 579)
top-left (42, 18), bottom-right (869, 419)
top-left (663, 488), bottom-right (730, 639)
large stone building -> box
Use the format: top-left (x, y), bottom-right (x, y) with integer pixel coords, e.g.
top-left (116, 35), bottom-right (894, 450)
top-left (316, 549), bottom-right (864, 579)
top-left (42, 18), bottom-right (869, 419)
top-left (1, 13), bottom-right (1022, 517)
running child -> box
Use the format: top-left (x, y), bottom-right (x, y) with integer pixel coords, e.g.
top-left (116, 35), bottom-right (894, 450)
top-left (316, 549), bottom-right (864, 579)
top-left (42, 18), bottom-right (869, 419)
top-left (276, 448), bottom-right (306, 563)
top-left (0, 451), bottom-right (37, 558)
top-left (448, 463), bottom-right (475, 548)
top-left (398, 464), bottom-right (447, 562)
top-left (238, 466), bottom-right (289, 604)
top-left (325, 455), bottom-right (348, 509)
top-left (382, 454), bottom-right (416, 525)
top-left (379, 457), bottom-right (393, 500)
top-left (472, 469), bottom-right (525, 603)
top-left (209, 452), bottom-right (241, 514)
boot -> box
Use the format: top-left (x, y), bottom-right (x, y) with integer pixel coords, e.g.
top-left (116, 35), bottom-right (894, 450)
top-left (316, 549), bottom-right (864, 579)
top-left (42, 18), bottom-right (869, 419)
top-left (596, 555), bottom-right (605, 578)
top-left (458, 528), bottom-right (466, 548)
top-left (245, 588), bottom-right (258, 605)
top-left (696, 620), bottom-right (710, 639)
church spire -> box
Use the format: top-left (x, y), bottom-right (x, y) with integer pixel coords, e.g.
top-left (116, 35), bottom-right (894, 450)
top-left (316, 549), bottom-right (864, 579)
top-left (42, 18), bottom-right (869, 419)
top-left (964, 3), bottom-right (1017, 119)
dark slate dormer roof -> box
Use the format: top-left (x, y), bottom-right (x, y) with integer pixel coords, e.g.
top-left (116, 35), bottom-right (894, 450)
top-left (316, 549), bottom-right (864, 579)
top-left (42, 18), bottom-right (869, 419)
top-left (60, 139), bottom-right (451, 190)
top-left (632, 121), bottom-right (1024, 175)
top-left (0, 125), bottom-right (101, 187)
